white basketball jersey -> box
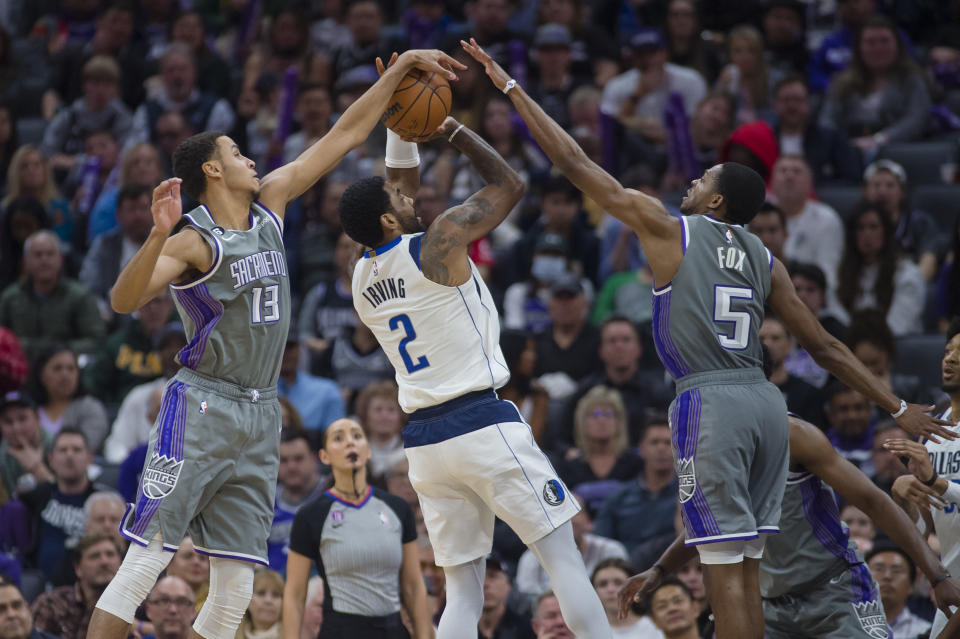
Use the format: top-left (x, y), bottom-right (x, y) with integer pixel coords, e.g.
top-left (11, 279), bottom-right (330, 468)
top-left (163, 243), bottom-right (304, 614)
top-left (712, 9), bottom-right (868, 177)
top-left (352, 233), bottom-right (510, 413)
top-left (927, 408), bottom-right (960, 576)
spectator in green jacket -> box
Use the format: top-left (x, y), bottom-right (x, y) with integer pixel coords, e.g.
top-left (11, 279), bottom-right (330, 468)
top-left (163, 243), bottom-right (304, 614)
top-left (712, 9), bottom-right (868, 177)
top-left (0, 230), bottom-right (105, 361)
top-left (84, 291), bottom-right (173, 406)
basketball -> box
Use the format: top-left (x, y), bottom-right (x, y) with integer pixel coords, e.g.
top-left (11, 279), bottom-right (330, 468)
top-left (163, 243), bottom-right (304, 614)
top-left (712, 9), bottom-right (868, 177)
top-left (380, 69), bottom-right (452, 139)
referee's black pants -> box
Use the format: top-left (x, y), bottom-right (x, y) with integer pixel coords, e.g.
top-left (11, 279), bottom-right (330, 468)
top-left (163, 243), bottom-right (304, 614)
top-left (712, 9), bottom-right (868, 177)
top-left (317, 609), bottom-right (412, 639)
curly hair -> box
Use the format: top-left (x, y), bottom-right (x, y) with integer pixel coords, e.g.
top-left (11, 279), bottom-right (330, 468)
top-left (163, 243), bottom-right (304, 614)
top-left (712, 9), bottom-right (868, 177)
top-left (172, 131), bottom-right (223, 200)
top-left (338, 176), bottom-right (392, 248)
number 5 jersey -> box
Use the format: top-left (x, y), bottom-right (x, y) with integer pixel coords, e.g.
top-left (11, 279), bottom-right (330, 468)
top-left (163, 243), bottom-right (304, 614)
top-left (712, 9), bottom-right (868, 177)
top-left (352, 233), bottom-right (510, 413)
top-left (652, 214), bottom-right (773, 379)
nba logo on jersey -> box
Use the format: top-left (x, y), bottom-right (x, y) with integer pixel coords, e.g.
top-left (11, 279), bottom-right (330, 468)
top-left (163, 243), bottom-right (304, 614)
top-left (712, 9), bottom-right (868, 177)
top-left (379, 510), bottom-right (390, 527)
top-left (852, 601), bottom-right (889, 638)
top-left (199, 401), bottom-right (207, 414)
top-left (372, 259), bottom-right (379, 277)
top-left (724, 229), bottom-right (734, 244)
top-left (677, 458), bottom-right (696, 503)
top-left (142, 454), bottom-right (184, 499)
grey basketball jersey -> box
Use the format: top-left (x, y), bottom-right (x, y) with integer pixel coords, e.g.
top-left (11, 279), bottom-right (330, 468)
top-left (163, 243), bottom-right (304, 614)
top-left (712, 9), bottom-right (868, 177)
top-left (760, 471), bottom-right (861, 598)
top-left (170, 202), bottom-right (290, 389)
top-left (652, 215), bottom-right (772, 379)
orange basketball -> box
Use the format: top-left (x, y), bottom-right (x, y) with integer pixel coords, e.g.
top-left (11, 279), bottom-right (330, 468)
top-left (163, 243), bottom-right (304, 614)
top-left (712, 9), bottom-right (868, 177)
top-left (381, 69), bottom-right (452, 138)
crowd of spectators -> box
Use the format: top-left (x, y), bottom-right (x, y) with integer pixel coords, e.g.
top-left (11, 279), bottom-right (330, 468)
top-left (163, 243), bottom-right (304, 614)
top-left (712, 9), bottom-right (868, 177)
top-left (0, 0), bottom-right (959, 637)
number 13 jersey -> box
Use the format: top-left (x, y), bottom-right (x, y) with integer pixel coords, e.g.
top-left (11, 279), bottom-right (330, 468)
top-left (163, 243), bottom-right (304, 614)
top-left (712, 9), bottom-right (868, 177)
top-left (353, 233), bottom-right (510, 413)
top-left (170, 202), bottom-right (291, 389)
top-left (652, 214), bottom-right (773, 379)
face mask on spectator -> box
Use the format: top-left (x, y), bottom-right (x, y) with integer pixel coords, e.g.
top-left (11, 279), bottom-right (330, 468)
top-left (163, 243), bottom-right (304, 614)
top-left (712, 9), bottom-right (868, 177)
top-left (532, 255), bottom-right (566, 283)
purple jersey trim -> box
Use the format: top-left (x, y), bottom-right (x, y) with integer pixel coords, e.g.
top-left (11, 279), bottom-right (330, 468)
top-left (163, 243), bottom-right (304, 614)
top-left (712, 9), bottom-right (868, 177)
top-left (652, 289), bottom-right (691, 379)
top-left (672, 389), bottom-right (721, 540)
top-left (798, 475), bottom-right (860, 568)
top-left (128, 382), bottom-right (188, 538)
top-left (174, 284), bottom-right (224, 370)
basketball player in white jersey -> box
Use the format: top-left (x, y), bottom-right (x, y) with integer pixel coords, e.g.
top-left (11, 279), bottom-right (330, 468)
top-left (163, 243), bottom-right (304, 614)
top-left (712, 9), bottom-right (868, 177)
top-left (885, 316), bottom-right (960, 638)
top-left (338, 116), bottom-right (612, 637)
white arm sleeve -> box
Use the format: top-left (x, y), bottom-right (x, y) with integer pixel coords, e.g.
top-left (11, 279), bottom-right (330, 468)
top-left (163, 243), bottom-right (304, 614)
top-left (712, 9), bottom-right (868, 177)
top-left (385, 129), bottom-right (420, 168)
top-left (943, 480), bottom-right (960, 506)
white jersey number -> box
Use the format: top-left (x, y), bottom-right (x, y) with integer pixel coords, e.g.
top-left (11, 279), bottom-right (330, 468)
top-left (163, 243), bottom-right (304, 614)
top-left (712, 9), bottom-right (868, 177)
top-left (389, 313), bottom-right (431, 373)
top-left (713, 285), bottom-right (753, 350)
top-left (251, 285), bottom-right (281, 324)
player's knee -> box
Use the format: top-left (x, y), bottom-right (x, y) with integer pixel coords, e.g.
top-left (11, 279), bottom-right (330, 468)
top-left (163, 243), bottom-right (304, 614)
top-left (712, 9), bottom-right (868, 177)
top-left (95, 535), bottom-right (173, 623)
top-left (193, 558), bottom-right (254, 639)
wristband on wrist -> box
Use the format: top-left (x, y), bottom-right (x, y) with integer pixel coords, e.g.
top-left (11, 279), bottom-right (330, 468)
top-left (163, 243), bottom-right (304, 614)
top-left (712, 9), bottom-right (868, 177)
top-left (932, 572), bottom-right (952, 588)
top-left (922, 468), bottom-right (939, 487)
top-left (891, 399), bottom-right (908, 419)
top-left (652, 562), bottom-right (665, 576)
top-left (384, 128), bottom-right (420, 169)
top-left (448, 123), bottom-right (465, 143)
top-left (502, 79), bottom-right (517, 94)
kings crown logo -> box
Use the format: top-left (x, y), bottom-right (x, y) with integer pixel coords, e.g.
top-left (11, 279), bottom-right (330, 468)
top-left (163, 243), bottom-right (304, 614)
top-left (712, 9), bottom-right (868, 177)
top-left (677, 457), bottom-right (696, 503)
top-left (852, 600), bottom-right (889, 638)
top-left (142, 453), bottom-right (184, 500)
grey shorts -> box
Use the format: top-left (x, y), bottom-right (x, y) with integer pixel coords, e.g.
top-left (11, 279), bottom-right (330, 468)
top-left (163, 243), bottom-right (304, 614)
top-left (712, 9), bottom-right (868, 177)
top-left (670, 369), bottom-right (789, 545)
top-left (120, 368), bottom-right (280, 565)
top-left (764, 563), bottom-right (891, 639)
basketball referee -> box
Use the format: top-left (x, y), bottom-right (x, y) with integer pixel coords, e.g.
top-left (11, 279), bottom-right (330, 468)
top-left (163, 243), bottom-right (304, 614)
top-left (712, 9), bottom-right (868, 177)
top-left (282, 418), bottom-right (433, 639)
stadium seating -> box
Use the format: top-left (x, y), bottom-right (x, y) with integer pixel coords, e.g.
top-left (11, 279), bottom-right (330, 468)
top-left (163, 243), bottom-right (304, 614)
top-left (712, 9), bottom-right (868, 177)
top-left (879, 140), bottom-right (959, 186)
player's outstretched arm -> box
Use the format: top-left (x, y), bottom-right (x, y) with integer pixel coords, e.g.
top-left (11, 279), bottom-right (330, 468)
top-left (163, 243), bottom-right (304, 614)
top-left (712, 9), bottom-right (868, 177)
top-left (617, 534), bottom-right (696, 620)
top-left (419, 118), bottom-right (524, 286)
top-left (110, 178), bottom-right (210, 313)
top-left (258, 50), bottom-right (465, 213)
top-left (461, 38), bottom-right (676, 244)
top-left (790, 416), bottom-right (960, 614)
top-left (769, 257), bottom-right (956, 442)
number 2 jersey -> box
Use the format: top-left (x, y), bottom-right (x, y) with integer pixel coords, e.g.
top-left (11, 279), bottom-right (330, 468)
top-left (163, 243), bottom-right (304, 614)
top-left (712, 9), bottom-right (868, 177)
top-left (652, 214), bottom-right (773, 379)
top-left (352, 234), bottom-right (510, 413)
top-left (170, 202), bottom-right (291, 389)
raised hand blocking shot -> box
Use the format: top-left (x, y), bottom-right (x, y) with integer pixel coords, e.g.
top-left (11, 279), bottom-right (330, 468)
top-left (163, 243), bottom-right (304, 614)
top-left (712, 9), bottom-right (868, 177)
top-left (461, 34), bottom-right (956, 639)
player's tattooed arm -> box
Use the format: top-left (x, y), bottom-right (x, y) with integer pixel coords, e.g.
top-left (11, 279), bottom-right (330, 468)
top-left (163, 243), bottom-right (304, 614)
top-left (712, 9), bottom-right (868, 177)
top-left (419, 123), bottom-right (524, 286)
top-left (420, 194), bottom-right (497, 285)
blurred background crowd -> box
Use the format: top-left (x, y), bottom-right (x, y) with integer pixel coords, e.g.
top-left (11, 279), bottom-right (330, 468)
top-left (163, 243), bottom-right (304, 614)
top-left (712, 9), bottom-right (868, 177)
top-left (0, 0), bottom-right (959, 637)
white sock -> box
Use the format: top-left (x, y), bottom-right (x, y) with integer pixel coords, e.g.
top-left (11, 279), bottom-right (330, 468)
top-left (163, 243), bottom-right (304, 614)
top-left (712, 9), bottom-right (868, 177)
top-left (528, 522), bottom-right (613, 639)
top-left (437, 557), bottom-right (484, 639)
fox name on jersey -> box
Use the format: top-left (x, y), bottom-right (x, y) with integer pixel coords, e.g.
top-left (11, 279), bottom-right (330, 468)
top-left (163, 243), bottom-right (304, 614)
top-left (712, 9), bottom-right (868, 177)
top-left (360, 277), bottom-right (407, 308)
top-left (229, 249), bottom-right (288, 289)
